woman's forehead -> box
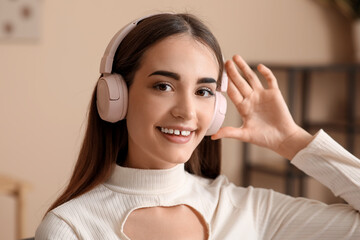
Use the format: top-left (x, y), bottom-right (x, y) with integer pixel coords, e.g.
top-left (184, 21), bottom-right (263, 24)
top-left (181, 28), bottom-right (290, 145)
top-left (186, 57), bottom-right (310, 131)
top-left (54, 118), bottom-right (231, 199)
top-left (139, 34), bottom-right (219, 77)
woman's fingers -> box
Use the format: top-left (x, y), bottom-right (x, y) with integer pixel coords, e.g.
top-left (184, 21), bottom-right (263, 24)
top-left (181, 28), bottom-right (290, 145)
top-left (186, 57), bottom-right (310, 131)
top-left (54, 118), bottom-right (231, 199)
top-left (232, 55), bottom-right (263, 91)
top-left (257, 64), bottom-right (279, 89)
top-left (227, 78), bottom-right (244, 106)
top-left (225, 60), bottom-right (253, 98)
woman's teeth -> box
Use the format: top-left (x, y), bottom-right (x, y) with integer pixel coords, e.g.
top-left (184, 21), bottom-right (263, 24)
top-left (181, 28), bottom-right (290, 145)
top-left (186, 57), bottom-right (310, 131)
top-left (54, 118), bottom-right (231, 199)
top-left (160, 127), bottom-right (191, 136)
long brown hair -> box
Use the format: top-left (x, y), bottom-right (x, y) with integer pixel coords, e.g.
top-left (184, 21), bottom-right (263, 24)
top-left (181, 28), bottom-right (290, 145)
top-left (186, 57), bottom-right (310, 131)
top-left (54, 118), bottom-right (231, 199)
top-left (47, 13), bottom-right (224, 213)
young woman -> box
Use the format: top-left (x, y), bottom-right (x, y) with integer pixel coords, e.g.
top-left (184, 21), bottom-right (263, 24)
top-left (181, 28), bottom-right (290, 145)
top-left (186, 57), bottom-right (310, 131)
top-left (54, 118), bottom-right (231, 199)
top-left (36, 13), bottom-right (360, 239)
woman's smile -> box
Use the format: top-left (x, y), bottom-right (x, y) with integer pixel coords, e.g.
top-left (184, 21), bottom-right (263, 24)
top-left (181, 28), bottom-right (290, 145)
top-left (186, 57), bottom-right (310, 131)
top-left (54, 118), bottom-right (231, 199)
top-left (157, 126), bottom-right (194, 143)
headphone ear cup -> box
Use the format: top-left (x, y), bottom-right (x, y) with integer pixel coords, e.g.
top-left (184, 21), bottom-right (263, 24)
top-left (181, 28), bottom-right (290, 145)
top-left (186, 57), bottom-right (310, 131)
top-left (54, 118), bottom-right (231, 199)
top-left (96, 73), bottom-right (128, 122)
top-left (205, 92), bottom-right (227, 136)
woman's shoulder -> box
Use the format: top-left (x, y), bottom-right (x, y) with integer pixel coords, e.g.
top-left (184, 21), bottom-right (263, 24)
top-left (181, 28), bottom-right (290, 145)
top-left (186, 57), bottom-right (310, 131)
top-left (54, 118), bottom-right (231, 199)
top-left (35, 211), bottom-right (79, 239)
top-left (36, 184), bottom-right (118, 239)
top-left (48, 184), bottom-right (111, 219)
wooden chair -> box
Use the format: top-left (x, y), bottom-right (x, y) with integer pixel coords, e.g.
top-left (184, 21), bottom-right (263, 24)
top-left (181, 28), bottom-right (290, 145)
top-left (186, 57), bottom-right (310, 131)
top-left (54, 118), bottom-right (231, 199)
top-left (0, 175), bottom-right (30, 239)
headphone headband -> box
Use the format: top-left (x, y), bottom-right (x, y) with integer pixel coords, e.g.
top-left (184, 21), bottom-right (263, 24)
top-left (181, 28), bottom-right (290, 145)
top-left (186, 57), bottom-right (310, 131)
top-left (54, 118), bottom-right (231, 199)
top-left (100, 14), bottom-right (157, 74)
top-left (99, 13), bottom-right (228, 93)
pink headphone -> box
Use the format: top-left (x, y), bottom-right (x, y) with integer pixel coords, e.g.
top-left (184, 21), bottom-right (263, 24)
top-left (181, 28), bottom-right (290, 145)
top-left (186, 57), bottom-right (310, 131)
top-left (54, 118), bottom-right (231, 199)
top-left (96, 14), bottom-right (227, 136)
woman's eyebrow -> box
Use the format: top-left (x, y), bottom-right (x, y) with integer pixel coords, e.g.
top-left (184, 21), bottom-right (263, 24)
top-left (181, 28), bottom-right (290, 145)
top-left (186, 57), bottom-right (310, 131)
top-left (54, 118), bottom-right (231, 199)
top-left (148, 71), bottom-right (180, 80)
top-left (197, 78), bottom-right (216, 84)
top-left (149, 70), bottom-right (216, 84)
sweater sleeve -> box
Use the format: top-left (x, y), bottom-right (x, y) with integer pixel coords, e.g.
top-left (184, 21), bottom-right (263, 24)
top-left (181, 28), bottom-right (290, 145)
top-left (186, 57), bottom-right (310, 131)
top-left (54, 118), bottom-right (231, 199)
top-left (292, 129), bottom-right (360, 211)
top-left (35, 212), bottom-right (79, 240)
top-left (254, 130), bottom-right (360, 239)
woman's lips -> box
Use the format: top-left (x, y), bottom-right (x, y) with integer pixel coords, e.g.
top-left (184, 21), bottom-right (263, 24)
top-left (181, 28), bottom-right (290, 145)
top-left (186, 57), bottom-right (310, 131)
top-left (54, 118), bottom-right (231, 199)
top-left (157, 127), bottom-right (194, 144)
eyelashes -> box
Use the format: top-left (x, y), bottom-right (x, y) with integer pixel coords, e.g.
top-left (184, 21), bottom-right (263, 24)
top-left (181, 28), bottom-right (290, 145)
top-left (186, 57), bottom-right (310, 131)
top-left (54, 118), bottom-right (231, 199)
top-left (152, 82), bottom-right (215, 97)
top-left (196, 88), bottom-right (214, 97)
top-left (153, 82), bottom-right (172, 92)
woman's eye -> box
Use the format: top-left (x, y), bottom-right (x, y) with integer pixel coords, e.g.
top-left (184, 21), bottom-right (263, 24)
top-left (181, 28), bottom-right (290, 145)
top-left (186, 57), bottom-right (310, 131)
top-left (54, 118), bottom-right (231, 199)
top-left (196, 88), bottom-right (214, 97)
top-left (153, 83), bottom-right (172, 92)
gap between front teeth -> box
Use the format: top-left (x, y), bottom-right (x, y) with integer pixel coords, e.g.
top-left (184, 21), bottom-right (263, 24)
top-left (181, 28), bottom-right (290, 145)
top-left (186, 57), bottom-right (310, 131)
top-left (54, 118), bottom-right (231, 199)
top-left (161, 127), bottom-right (191, 136)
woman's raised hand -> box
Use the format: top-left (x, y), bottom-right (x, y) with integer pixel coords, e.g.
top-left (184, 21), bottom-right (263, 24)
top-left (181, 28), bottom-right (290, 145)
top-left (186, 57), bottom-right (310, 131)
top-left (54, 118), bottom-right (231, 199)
top-left (212, 55), bottom-right (313, 160)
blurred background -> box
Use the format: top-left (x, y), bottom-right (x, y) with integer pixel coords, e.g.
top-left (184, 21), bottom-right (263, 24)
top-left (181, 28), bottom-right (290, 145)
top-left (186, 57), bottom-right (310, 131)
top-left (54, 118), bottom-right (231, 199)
top-left (0, 0), bottom-right (359, 239)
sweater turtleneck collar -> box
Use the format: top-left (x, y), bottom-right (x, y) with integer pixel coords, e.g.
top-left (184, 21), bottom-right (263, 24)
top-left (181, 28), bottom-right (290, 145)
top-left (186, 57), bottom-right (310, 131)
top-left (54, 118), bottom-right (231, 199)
top-left (105, 163), bottom-right (188, 194)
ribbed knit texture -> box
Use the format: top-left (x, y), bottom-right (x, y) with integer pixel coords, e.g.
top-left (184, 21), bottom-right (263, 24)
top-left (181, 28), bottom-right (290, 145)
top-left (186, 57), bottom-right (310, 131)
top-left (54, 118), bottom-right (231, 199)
top-left (36, 130), bottom-right (360, 239)
top-left (292, 130), bottom-right (360, 210)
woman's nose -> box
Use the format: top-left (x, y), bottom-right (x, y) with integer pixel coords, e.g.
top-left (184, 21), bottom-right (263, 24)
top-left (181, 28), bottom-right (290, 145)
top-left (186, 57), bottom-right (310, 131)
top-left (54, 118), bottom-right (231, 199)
top-left (170, 94), bottom-right (196, 120)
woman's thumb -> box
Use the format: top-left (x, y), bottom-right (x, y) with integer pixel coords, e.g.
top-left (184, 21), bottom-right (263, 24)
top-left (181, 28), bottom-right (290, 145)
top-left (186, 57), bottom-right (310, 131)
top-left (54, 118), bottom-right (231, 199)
top-left (211, 127), bottom-right (245, 140)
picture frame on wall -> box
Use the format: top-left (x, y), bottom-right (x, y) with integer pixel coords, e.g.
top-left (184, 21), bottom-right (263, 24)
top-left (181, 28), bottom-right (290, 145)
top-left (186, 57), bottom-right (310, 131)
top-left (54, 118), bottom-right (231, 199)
top-left (0, 0), bottom-right (41, 41)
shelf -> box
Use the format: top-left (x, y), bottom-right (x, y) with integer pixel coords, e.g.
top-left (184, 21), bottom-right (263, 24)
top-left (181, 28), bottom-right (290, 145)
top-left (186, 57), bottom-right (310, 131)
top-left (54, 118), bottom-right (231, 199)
top-left (250, 64), bottom-right (360, 72)
top-left (302, 120), bottom-right (360, 133)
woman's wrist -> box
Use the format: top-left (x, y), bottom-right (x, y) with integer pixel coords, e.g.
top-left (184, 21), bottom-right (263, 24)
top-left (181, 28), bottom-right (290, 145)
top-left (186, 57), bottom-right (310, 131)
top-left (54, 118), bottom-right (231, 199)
top-left (276, 127), bottom-right (314, 160)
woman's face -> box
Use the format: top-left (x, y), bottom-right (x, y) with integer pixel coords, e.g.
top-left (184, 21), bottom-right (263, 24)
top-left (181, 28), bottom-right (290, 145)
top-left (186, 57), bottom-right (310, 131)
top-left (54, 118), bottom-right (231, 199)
top-left (125, 34), bottom-right (219, 169)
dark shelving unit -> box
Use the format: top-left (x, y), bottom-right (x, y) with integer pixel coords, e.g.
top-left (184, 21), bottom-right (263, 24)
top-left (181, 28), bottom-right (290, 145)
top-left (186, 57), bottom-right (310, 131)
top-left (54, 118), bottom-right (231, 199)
top-left (242, 64), bottom-right (360, 197)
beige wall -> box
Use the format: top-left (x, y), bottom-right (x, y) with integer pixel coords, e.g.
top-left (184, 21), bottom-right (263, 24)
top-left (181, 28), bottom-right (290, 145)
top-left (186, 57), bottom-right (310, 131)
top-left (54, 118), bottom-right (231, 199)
top-left (0, 0), bottom-right (353, 238)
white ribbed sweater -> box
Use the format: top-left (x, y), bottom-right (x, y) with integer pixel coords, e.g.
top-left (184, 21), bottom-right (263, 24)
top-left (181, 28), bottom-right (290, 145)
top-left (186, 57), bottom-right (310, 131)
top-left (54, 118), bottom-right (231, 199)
top-left (36, 130), bottom-right (360, 239)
